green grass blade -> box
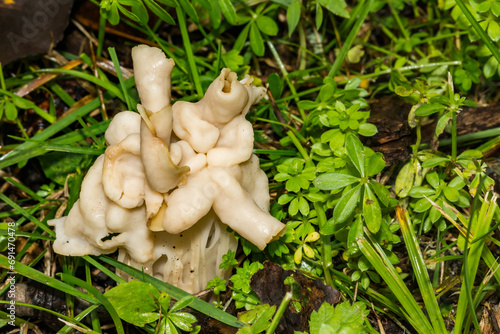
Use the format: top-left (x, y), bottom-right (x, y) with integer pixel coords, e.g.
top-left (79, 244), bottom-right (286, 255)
top-left (396, 207), bottom-right (447, 333)
top-left (328, 0), bottom-right (374, 78)
top-left (0, 254), bottom-right (97, 304)
top-left (357, 232), bottom-right (434, 334)
top-left (98, 255), bottom-right (244, 328)
top-left (454, 192), bottom-right (497, 333)
top-left (60, 274), bottom-right (124, 334)
top-left (454, 0), bottom-right (500, 65)
top-left (0, 97), bottom-right (101, 166)
top-left (0, 193), bottom-right (54, 236)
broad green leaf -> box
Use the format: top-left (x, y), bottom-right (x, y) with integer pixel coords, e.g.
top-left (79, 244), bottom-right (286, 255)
top-left (488, 20), bottom-right (500, 42)
top-left (369, 181), bottom-right (390, 207)
top-left (250, 22), bottom-right (265, 56)
top-left (234, 24), bottom-right (250, 51)
top-left (484, 56), bottom-right (498, 78)
top-left (170, 295), bottom-right (195, 312)
top-left (287, 0), bottom-right (301, 37)
top-left (108, 1), bottom-right (120, 25)
top-left (38, 152), bottom-right (90, 185)
top-left (104, 281), bottom-right (160, 327)
top-left (299, 196), bottom-right (310, 215)
top-left (144, 0), bottom-right (175, 24)
top-left (366, 152), bottom-right (385, 176)
top-left (11, 95), bottom-right (35, 109)
top-left (315, 2), bottom-right (323, 29)
top-left (314, 173), bottom-right (360, 190)
top-left (395, 160), bottom-right (414, 198)
top-left (317, 0), bottom-right (350, 18)
top-left (178, 0), bottom-right (199, 22)
top-left (4, 100), bottom-right (17, 121)
top-left (443, 186), bottom-right (460, 202)
top-left (363, 184), bottom-right (382, 233)
top-left (267, 73), bottom-right (283, 98)
top-left (448, 176), bottom-right (465, 190)
top-left (425, 171), bottom-right (440, 189)
top-left (413, 197), bottom-right (433, 212)
top-left (333, 184), bottom-right (362, 224)
top-left (434, 111), bottom-right (453, 137)
top-left (414, 103), bottom-right (446, 116)
top-left (345, 133), bottom-right (365, 177)
top-left (169, 313), bottom-right (197, 331)
top-left (422, 157), bottom-right (449, 169)
top-left (256, 16), bottom-right (278, 36)
top-left (408, 186), bottom-right (435, 198)
top-left (218, 0), bottom-right (237, 25)
top-left (289, 197), bottom-right (299, 216)
top-left (358, 122), bottom-right (378, 136)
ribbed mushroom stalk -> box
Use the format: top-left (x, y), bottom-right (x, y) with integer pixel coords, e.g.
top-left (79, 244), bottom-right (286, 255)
top-left (49, 45), bottom-right (286, 294)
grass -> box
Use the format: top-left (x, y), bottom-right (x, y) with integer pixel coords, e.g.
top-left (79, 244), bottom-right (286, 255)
top-left (1, 0), bottom-right (500, 333)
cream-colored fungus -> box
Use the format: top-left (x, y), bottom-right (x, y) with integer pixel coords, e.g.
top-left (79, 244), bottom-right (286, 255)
top-left (50, 45), bottom-right (285, 294)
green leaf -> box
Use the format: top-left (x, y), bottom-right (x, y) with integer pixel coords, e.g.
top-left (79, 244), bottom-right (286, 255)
top-left (484, 56), bottom-right (498, 78)
top-left (256, 16), bottom-right (279, 36)
top-left (11, 95), bottom-right (35, 109)
top-left (234, 24), bottom-right (250, 52)
top-left (408, 186), bottom-right (435, 198)
top-left (369, 181), bottom-right (390, 207)
top-left (363, 184), bottom-right (382, 233)
top-left (413, 197), bottom-right (433, 212)
top-left (299, 196), bottom-right (310, 216)
top-left (289, 197), bottom-right (299, 216)
top-left (333, 184), bottom-right (362, 224)
top-left (309, 301), bottom-right (367, 334)
top-left (422, 157), bottom-right (449, 169)
top-left (38, 152), bottom-right (90, 185)
top-left (108, 1), bottom-right (120, 25)
top-left (178, 0), bottom-right (199, 22)
top-left (395, 160), bottom-right (415, 198)
top-left (218, 0), bottom-right (237, 25)
top-left (104, 281), bottom-right (160, 327)
top-left (170, 295), bottom-right (195, 312)
top-left (314, 173), bottom-right (360, 190)
top-left (443, 186), bottom-right (460, 202)
top-left (4, 100), bottom-right (17, 121)
top-left (488, 20), bottom-right (500, 42)
top-left (287, 0), bottom-right (301, 37)
top-left (345, 133), bottom-right (365, 177)
top-left (144, 0), bottom-right (175, 24)
top-left (250, 22), bottom-right (265, 56)
top-left (267, 73), bottom-right (283, 98)
top-left (434, 111), bottom-right (453, 137)
top-left (366, 152), bottom-right (385, 177)
top-left (315, 3), bottom-right (323, 29)
top-left (414, 103), bottom-right (446, 117)
top-left (358, 122), bottom-right (378, 136)
top-left (169, 313), bottom-right (197, 331)
top-left (317, 0), bottom-right (350, 18)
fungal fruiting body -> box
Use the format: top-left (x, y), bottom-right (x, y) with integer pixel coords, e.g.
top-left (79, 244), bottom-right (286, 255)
top-left (49, 45), bottom-right (286, 294)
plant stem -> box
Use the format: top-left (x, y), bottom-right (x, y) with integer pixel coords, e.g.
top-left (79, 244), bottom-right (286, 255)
top-left (176, 7), bottom-right (204, 98)
top-left (455, 0), bottom-right (500, 65)
top-left (287, 130), bottom-right (309, 161)
top-left (267, 41), bottom-right (306, 122)
top-left (451, 111), bottom-right (457, 161)
top-left (315, 203), bottom-right (334, 287)
top-left (108, 47), bottom-right (133, 111)
top-left (97, 14), bottom-right (106, 57)
top-left (266, 292), bottom-right (292, 334)
top-left (328, 0), bottom-right (374, 78)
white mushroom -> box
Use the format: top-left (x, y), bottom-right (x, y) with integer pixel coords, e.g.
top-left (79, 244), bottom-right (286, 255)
top-left (49, 45), bottom-right (285, 294)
